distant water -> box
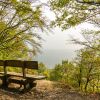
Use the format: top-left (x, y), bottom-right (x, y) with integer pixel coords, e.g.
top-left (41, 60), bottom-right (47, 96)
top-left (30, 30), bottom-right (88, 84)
top-left (34, 49), bottom-right (77, 68)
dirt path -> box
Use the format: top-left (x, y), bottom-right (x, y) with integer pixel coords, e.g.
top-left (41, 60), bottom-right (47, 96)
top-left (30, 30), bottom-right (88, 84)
top-left (0, 80), bottom-right (100, 100)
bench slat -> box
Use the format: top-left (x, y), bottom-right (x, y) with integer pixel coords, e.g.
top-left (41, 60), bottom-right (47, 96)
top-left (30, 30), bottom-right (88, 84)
top-left (24, 61), bottom-right (38, 69)
top-left (5, 60), bottom-right (24, 67)
top-left (0, 60), bottom-right (5, 66)
top-left (0, 72), bottom-right (46, 80)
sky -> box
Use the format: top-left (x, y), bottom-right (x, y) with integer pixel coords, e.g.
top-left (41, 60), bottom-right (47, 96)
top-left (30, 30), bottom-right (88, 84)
top-left (33, 0), bottom-right (98, 68)
top-left (34, 22), bottom-right (97, 68)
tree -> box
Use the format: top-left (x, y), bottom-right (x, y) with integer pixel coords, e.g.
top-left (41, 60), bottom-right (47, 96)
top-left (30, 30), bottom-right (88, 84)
top-left (0, 0), bottom-right (49, 59)
top-left (76, 0), bottom-right (100, 5)
top-left (71, 30), bottom-right (100, 51)
top-left (49, 0), bottom-right (100, 92)
top-left (50, 64), bottom-right (63, 81)
top-left (50, 0), bottom-right (100, 51)
top-left (38, 62), bottom-right (50, 79)
top-left (50, 60), bottom-right (74, 84)
top-left (75, 48), bottom-right (100, 92)
top-left (50, 0), bottom-right (100, 29)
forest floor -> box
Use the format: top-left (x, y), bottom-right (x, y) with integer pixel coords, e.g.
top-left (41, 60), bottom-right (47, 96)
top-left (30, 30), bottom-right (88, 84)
top-left (0, 80), bottom-right (100, 100)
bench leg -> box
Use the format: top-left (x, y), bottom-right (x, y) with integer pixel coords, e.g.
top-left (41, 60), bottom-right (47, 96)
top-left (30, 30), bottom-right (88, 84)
top-left (23, 81), bottom-right (36, 90)
top-left (24, 84), bottom-right (27, 90)
top-left (2, 76), bottom-right (8, 88)
top-left (19, 84), bottom-right (23, 88)
top-left (29, 82), bottom-right (36, 88)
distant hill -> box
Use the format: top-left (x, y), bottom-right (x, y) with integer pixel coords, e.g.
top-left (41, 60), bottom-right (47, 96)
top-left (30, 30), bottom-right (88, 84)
top-left (34, 49), bottom-right (77, 68)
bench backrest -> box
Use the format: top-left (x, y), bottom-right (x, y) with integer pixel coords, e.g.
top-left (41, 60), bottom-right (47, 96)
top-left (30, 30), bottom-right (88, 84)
top-left (0, 60), bottom-right (38, 77)
top-left (0, 60), bottom-right (38, 69)
top-left (0, 60), bottom-right (5, 66)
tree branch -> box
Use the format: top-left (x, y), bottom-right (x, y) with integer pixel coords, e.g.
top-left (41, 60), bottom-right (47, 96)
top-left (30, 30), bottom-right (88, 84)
top-left (76, 0), bottom-right (100, 6)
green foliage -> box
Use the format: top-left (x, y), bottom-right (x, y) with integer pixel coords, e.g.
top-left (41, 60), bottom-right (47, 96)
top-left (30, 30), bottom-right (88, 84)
top-left (50, 0), bottom-right (70, 9)
top-left (0, 0), bottom-right (49, 59)
top-left (50, 0), bottom-right (100, 29)
top-left (38, 62), bottom-right (47, 74)
top-left (49, 38), bottom-right (100, 93)
top-left (77, 0), bottom-right (100, 4)
top-left (50, 60), bottom-right (75, 84)
top-left (50, 64), bottom-right (63, 81)
top-left (74, 47), bottom-right (100, 92)
top-left (38, 62), bottom-right (50, 79)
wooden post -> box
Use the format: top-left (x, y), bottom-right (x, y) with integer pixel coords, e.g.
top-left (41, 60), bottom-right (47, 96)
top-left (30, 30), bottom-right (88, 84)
top-left (4, 62), bottom-right (7, 76)
top-left (22, 67), bottom-right (26, 78)
top-left (23, 62), bottom-right (26, 78)
top-left (3, 61), bottom-right (8, 87)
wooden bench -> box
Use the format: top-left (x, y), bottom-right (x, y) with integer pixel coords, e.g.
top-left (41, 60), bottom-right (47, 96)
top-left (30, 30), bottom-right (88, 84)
top-left (0, 60), bottom-right (45, 89)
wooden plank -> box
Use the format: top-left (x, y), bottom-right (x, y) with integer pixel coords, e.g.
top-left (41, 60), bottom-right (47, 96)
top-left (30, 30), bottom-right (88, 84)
top-left (0, 72), bottom-right (4, 74)
top-left (4, 64), bottom-right (7, 76)
top-left (4, 60), bottom-right (38, 69)
top-left (22, 67), bottom-right (26, 78)
top-left (24, 61), bottom-right (38, 69)
top-left (8, 76), bottom-right (26, 84)
top-left (8, 76), bottom-right (26, 81)
top-left (6, 72), bottom-right (23, 77)
top-left (0, 60), bottom-right (5, 66)
top-left (26, 75), bottom-right (46, 80)
top-left (5, 60), bottom-right (24, 67)
top-left (0, 60), bottom-right (38, 69)
top-left (3, 72), bottom-right (46, 80)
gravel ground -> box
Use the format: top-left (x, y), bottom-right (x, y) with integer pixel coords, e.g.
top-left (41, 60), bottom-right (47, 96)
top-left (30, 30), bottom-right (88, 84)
top-left (0, 80), bottom-right (100, 100)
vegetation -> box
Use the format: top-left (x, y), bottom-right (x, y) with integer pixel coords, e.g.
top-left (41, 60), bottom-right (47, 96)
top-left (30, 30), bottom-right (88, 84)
top-left (0, 0), bottom-right (49, 59)
top-left (48, 53), bottom-right (100, 93)
top-left (50, 0), bottom-right (100, 29)
top-left (49, 60), bottom-right (74, 83)
top-left (48, 0), bottom-right (100, 93)
top-left (0, 0), bottom-right (100, 94)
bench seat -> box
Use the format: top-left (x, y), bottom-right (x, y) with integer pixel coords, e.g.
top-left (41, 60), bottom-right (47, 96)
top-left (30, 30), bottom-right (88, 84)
top-left (0, 72), bottom-right (46, 80)
top-left (0, 71), bottom-right (46, 89)
top-left (7, 76), bottom-right (35, 89)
